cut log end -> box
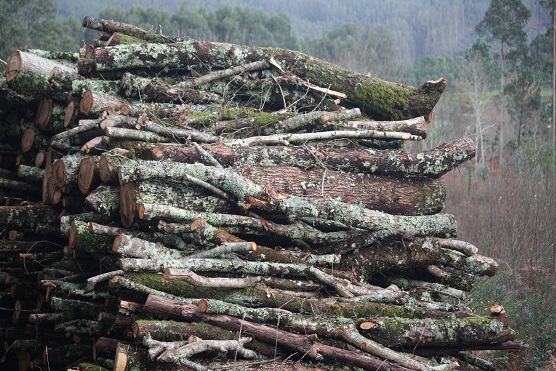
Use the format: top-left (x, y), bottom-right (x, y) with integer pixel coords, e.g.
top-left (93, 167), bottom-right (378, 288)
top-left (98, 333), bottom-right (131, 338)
top-left (81, 90), bottom-right (94, 115)
top-left (35, 98), bottom-right (53, 130)
top-left (359, 321), bottom-right (378, 330)
top-left (6, 51), bottom-right (22, 82)
top-left (64, 101), bottom-right (75, 127)
top-left (21, 129), bottom-right (36, 153)
top-left (51, 159), bottom-right (67, 188)
top-left (120, 182), bottom-right (137, 228)
top-left (78, 157), bottom-right (97, 194)
top-left (490, 304), bottom-right (505, 316)
top-left (198, 299), bottom-right (209, 313)
top-left (113, 344), bottom-right (129, 371)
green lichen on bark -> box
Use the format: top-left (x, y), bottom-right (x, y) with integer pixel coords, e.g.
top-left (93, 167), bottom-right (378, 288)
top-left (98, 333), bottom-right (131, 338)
top-left (346, 80), bottom-right (415, 121)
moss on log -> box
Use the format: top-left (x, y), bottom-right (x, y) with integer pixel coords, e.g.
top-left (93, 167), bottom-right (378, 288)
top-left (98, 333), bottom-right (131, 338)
top-left (91, 41), bottom-right (445, 120)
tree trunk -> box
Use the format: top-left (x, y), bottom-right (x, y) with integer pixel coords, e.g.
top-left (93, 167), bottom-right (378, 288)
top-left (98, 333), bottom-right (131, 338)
top-left (90, 41), bottom-right (445, 120)
top-left (240, 165), bottom-right (445, 215)
top-left (139, 137), bottom-right (475, 178)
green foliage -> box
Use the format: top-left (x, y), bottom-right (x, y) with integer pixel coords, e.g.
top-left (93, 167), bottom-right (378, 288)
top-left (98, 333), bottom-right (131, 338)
top-left (0, 0), bottom-right (78, 59)
top-left (411, 55), bottom-right (461, 85)
top-left (476, 0), bottom-right (531, 49)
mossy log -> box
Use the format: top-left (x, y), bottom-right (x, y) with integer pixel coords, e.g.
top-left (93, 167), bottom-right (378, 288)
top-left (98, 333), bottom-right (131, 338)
top-left (51, 153), bottom-right (88, 188)
top-left (84, 184), bottom-right (120, 218)
top-left (0, 204), bottom-right (59, 231)
top-left (358, 315), bottom-right (513, 348)
top-left (35, 98), bottom-right (66, 134)
top-left (69, 220), bottom-right (115, 254)
top-left (119, 179), bottom-right (236, 228)
top-left (5, 50), bottom-right (77, 101)
top-left (90, 39), bottom-right (445, 120)
top-left (80, 90), bottom-right (128, 116)
top-left (17, 165), bottom-right (45, 184)
top-left (82, 16), bottom-right (185, 44)
top-left (132, 320), bottom-right (283, 359)
top-left (139, 137), bottom-right (475, 178)
top-left (119, 71), bottom-right (224, 103)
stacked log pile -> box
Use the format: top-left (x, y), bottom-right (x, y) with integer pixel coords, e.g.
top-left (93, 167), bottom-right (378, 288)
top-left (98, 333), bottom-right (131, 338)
top-left (0, 16), bottom-right (521, 371)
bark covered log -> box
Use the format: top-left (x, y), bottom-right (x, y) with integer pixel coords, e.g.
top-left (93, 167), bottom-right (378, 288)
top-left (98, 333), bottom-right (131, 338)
top-left (139, 137), bottom-right (475, 178)
top-left (142, 294), bottom-right (415, 371)
top-left (90, 41), bottom-right (445, 120)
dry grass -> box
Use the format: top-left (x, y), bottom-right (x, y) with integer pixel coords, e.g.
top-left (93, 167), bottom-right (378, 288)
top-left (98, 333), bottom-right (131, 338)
top-left (444, 168), bottom-right (556, 369)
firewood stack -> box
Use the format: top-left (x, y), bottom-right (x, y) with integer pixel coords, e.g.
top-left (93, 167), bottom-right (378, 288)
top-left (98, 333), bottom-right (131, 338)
top-left (0, 16), bottom-right (520, 371)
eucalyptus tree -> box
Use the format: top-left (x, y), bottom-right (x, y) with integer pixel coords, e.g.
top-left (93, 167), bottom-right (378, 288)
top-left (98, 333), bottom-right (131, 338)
top-left (476, 0), bottom-right (531, 164)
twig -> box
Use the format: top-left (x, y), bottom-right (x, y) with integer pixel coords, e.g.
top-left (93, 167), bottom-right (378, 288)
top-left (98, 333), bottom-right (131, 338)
top-left (193, 142), bottom-right (223, 168)
top-left (167, 269), bottom-right (262, 288)
top-left (183, 174), bottom-right (236, 203)
top-left (188, 242), bottom-right (257, 258)
top-left (85, 270), bottom-right (124, 291)
top-left (225, 128), bottom-right (420, 146)
top-left (158, 337), bottom-right (257, 362)
top-left (176, 60), bottom-right (268, 89)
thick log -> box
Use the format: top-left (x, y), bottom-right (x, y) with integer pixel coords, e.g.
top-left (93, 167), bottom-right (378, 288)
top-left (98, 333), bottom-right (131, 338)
top-left (140, 137), bottom-right (475, 178)
top-left (240, 165), bottom-right (445, 215)
top-left (0, 204), bottom-right (59, 231)
top-left (5, 50), bottom-right (76, 100)
top-left (92, 40), bottom-right (445, 120)
top-left (51, 153), bottom-right (88, 188)
top-left (35, 98), bottom-right (66, 133)
top-left (119, 161), bottom-right (457, 240)
top-left (99, 148), bottom-right (132, 184)
top-left (358, 315), bottom-right (513, 348)
top-left (69, 220), bottom-right (114, 254)
top-left (77, 156), bottom-right (101, 194)
top-left (72, 79), bottom-right (121, 97)
top-left (80, 90), bottom-right (128, 116)
top-left (119, 179), bottom-right (236, 228)
top-left (84, 185), bottom-right (120, 218)
top-left (48, 65), bottom-right (82, 95)
top-left (17, 165), bottom-right (44, 184)
top-left (21, 128), bottom-right (49, 153)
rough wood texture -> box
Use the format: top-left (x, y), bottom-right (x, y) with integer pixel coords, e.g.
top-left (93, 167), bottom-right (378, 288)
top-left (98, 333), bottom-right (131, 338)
top-left (0, 16), bottom-right (515, 371)
top-left (140, 137), bottom-right (475, 178)
top-left (90, 41), bottom-right (445, 120)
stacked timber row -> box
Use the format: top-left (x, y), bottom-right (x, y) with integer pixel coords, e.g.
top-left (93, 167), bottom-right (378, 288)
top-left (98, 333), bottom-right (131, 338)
top-left (0, 16), bottom-right (521, 371)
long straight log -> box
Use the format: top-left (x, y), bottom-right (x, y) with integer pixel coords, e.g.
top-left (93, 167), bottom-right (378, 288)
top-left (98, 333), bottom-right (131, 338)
top-left (119, 161), bottom-right (457, 240)
top-left (240, 165), bottom-right (445, 215)
top-left (91, 38), bottom-right (445, 120)
top-left (139, 137), bottom-right (475, 178)
top-left (358, 316), bottom-right (513, 348)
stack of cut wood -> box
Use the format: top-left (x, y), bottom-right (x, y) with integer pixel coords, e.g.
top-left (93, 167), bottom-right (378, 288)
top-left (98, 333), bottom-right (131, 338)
top-left (0, 17), bottom-right (521, 371)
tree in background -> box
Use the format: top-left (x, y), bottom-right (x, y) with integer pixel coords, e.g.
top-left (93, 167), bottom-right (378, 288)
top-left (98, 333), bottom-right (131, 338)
top-left (0, 0), bottom-right (83, 61)
top-left (475, 0), bottom-right (531, 165)
top-left (0, 0), bottom-right (55, 59)
top-left (540, 0), bottom-right (556, 149)
top-left (303, 23), bottom-right (404, 81)
top-left (459, 41), bottom-right (499, 169)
